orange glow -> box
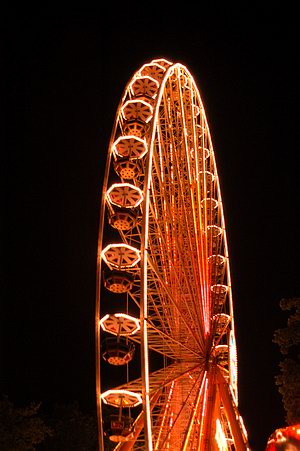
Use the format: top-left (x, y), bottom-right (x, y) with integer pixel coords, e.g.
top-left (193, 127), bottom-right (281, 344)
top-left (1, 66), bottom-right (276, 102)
top-left (182, 371), bottom-right (207, 451)
top-left (215, 418), bottom-right (227, 450)
top-left (154, 381), bottom-right (175, 450)
top-left (199, 376), bottom-right (209, 447)
top-left (266, 424), bottom-right (300, 450)
top-left (229, 330), bottom-right (238, 403)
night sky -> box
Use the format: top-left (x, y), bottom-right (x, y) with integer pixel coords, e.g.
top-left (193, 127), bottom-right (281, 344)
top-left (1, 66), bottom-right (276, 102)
top-left (3, 7), bottom-right (299, 451)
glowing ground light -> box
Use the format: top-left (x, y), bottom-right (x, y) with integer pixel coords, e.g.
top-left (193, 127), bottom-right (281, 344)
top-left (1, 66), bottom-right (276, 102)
top-left (265, 424), bottom-right (300, 450)
top-left (215, 418), bottom-right (227, 450)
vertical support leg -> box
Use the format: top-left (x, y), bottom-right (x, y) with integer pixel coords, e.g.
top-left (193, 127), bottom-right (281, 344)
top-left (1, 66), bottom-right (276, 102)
top-left (216, 369), bottom-right (248, 450)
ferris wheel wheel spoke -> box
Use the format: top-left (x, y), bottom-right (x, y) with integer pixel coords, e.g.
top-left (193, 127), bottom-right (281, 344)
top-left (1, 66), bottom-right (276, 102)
top-left (146, 201), bottom-right (209, 347)
top-left (113, 361), bottom-right (203, 396)
top-left (148, 152), bottom-right (212, 337)
top-left (145, 260), bottom-right (206, 352)
top-left (151, 368), bottom-right (207, 450)
top-left (127, 321), bottom-right (201, 361)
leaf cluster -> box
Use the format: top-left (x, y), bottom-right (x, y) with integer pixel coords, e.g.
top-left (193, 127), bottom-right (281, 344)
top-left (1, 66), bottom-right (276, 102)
top-left (273, 298), bottom-right (300, 355)
top-left (38, 401), bottom-right (98, 451)
top-left (273, 297), bottom-right (300, 425)
top-left (0, 396), bottom-right (52, 451)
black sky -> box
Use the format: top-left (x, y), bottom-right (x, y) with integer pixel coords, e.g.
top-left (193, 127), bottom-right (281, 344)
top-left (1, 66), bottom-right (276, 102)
top-left (2, 6), bottom-right (299, 451)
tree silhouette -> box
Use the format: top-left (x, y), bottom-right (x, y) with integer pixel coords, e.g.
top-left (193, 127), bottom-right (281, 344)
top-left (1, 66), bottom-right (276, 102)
top-left (0, 396), bottom-right (52, 451)
top-left (39, 401), bottom-right (98, 450)
top-left (273, 297), bottom-right (300, 425)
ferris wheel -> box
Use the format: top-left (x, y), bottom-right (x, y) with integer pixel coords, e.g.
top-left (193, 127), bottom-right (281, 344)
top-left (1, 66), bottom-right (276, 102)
top-left (95, 58), bottom-right (250, 450)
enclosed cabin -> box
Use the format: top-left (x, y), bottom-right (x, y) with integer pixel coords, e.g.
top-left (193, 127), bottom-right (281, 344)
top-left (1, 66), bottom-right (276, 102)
top-left (100, 313), bottom-right (140, 366)
top-left (101, 390), bottom-right (142, 443)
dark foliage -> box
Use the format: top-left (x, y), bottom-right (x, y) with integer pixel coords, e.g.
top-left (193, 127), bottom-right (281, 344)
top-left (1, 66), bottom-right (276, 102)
top-left (0, 396), bottom-right (52, 451)
top-left (273, 298), bottom-right (300, 425)
top-left (39, 401), bottom-right (98, 451)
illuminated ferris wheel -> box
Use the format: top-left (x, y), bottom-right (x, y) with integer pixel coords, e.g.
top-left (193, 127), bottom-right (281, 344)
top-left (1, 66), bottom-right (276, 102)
top-left (95, 58), bottom-right (250, 450)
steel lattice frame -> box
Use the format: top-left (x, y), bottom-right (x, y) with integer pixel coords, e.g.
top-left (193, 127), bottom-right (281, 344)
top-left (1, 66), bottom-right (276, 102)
top-left (96, 59), bottom-right (250, 450)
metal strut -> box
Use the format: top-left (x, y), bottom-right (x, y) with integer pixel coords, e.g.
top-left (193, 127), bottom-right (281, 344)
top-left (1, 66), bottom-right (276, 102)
top-left (216, 369), bottom-right (250, 451)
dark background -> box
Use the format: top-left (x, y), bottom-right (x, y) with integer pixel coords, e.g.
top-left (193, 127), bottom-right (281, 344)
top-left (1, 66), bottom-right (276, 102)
top-left (2, 6), bottom-right (299, 451)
